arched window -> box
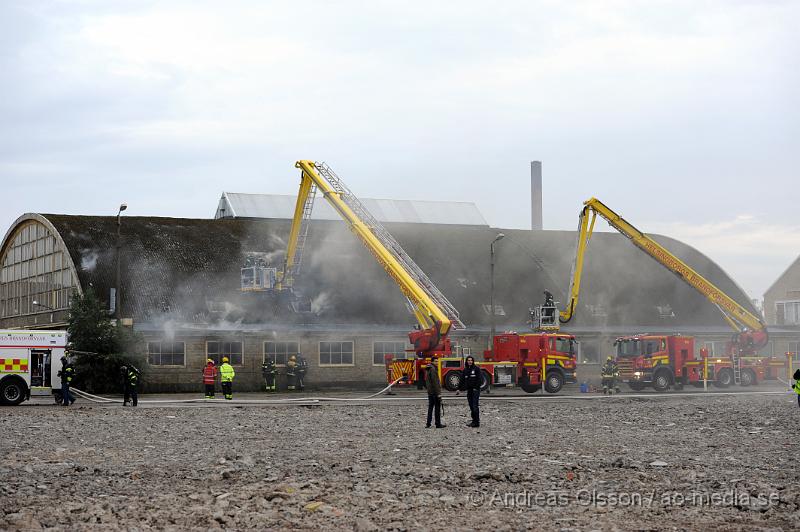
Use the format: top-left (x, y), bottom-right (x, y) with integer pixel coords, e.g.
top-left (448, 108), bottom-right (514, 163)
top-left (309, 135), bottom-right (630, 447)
top-left (0, 220), bottom-right (77, 318)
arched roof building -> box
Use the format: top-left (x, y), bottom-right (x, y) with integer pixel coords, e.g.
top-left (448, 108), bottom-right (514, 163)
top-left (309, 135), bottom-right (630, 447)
top-left (1, 212), bottom-right (782, 390)
top-left (1, 213), bottom-right (755, 330)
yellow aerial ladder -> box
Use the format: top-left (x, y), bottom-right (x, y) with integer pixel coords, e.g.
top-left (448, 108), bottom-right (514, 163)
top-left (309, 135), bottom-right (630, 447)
top-left (543, 198), bottom-right (768, 358)
top-left (275, 160), bottom-right (464, 357)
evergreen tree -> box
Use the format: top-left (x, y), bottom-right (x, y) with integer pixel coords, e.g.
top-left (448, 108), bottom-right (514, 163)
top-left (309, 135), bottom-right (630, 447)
top-left (67, 288), bottom-right (146, 393)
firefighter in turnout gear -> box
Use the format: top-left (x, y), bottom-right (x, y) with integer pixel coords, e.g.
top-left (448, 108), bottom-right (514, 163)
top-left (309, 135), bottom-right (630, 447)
top-left (296, 355), bottom-right (308, 391)
top-left (220, 357), bottom-right (235, 400)
top-left (121, 365), bottom-right (140, 407)
top-left (202, 359), bottom-right (217, 399)
top-left (262, 358), bottom-right (277, 392)
top-left (57, 355), bottom-right (76, 406)
top-left (286, 355), bottom-right (297, 391)
top-left (792, 369), bottom-right (800, 408)
top-left (601, 356), bottom-right (620, 395)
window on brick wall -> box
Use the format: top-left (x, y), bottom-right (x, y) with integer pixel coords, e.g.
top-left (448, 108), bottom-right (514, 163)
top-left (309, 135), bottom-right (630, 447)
top-left (264, 341), bottom-right (299, 366)
top-left (207, 341), bottom-right (243, 366)
top-left (373, 341), bottom-right (409, 365)
top-left (320, 341), bottom-right (354, 366)
top-left (787, 342), bottom-right (800, 364)
top-left (148, 341), bottom-right (185, 366)
top-left (776, 301), bottom-right (800, 326)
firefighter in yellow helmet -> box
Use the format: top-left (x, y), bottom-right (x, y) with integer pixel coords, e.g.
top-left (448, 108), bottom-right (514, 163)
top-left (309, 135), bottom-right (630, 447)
top-left (286, 355), bottom-right (298, 391)
top-left (202, 359), bottom-right (217, 399)
top-left (219, 357), bottom-right (235, 400)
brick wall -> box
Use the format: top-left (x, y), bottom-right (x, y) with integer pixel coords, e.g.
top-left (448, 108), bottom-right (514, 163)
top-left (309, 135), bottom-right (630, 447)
top-left (139, 330), bottom-right (408, 393)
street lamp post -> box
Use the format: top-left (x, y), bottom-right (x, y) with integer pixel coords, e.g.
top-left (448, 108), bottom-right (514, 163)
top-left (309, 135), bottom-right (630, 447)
top-left (489, 233), bottom-right (505, 350)
top-left (116, 203), bottom-right (127, 319)
top-left (32, 300), bottom-right (54, 311)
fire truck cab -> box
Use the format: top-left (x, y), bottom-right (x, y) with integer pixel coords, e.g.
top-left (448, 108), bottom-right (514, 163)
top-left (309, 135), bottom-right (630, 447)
top-left (0, 330), bottom-right (67, 406)
top-left (615, 334), bottom-right (786, 392)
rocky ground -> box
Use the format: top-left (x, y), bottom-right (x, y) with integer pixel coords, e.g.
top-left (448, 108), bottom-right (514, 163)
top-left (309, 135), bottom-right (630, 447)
top-left (1, 391), bottom-right (799, 531)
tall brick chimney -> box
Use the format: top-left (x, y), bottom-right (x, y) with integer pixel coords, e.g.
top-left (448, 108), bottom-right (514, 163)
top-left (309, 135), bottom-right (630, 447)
top-left (531, 161), bottom-right (543, 230)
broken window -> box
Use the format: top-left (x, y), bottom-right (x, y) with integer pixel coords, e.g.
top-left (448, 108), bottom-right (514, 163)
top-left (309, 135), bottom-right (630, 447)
top-left (482, 304), bottom-right (506, 316)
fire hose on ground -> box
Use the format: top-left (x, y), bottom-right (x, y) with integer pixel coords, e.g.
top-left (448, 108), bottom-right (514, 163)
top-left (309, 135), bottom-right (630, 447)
top-left (68, 377), bottom-right (407, 405)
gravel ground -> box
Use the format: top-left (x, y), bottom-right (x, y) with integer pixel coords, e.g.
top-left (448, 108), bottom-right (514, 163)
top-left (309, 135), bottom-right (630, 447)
top-left (1, 392), bottom-right (799, 531)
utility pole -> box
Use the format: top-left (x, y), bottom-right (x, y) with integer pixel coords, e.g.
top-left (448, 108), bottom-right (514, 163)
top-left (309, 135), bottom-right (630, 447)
top-left (116, 203), bottom-right (127, 319)
top-left (489, 232), bottom-right (505, 350)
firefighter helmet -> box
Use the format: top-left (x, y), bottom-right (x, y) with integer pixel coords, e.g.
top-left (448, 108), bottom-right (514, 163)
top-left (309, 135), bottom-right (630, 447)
top-left (222, 356), bottom-right (229, 363)
top-left (606, 356), bottom-right (613, 362)
top-left (207, 358), bottom-right (214, 364)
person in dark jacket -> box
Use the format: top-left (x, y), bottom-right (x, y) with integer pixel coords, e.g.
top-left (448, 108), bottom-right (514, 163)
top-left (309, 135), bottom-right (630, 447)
top-left (424, 358), bottom-right (445, 428)
top-left (792, 369), bottom-right (800, 408)
top-left (121, 365), bottom-right (140, 407)
top-left (296, 355), bottom-right (308, 391)
top-left (262, 358), bottom-right (277, 392)
top-left (601, 356), bottom-right (620, 395)
top-left (461, 356), bottom-right (482, 427)
top-left (57, 355), bottom-right (75, 406)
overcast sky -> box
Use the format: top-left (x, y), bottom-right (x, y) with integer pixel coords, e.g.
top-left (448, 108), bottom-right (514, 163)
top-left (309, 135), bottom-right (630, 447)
top-left (1, 0), bottom-right (798, 300)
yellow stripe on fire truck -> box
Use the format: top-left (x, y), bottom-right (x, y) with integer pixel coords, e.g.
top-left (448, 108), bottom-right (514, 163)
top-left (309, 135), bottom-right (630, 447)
top-left (0, 358), bottom-right (29, 373)
top-left (390, 360), bottom-right (414, 381)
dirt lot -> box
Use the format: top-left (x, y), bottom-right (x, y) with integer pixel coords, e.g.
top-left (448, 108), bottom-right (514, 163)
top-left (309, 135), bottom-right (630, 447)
top-left (2, 391), bottom-right (799, 531)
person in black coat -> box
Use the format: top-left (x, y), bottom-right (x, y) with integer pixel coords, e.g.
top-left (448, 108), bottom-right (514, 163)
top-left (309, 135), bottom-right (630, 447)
top-left (461, 356), bottom-right (482, 427)
top-left (424, 358), bottom-right (445, 428)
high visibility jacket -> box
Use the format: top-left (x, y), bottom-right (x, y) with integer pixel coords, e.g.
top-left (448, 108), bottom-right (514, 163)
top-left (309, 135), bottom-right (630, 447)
top-left (203, 364), bottom-right (217, 384)
top-left (58, 364), bottom-right (74, 385)
top-left (220, 363), bottom-right (235, 383)
top-left (601, 362), bottom-right (619, 378)
top-left (793, 380), bottom-right (800, 395)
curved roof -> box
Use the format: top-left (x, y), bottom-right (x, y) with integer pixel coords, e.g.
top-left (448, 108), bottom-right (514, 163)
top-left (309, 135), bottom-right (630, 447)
top-left (24, 213), bottom-right (756, 333)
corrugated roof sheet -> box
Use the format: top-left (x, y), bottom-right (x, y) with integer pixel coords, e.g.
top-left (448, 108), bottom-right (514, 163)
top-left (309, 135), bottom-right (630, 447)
top-left (33, 214), bottom-right (757, 332)
top-left (215, 192), bottom-right (488, 226)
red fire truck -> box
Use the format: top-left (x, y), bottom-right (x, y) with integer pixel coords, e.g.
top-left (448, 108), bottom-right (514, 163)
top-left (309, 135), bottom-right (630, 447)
top-left (615, 334), bottom-right (786, 391)
top-left (549, 198), bottom-right (785, 390)
top-left (387, 331), bottom-right (577, 394)
top-left (475, 331), bottom-right (577, 393)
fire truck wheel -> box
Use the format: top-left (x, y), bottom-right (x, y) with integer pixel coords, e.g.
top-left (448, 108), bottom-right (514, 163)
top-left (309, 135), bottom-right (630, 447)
top-left (712, 368), bottom-right (733, 388)
top-left (0, 378), bottom-right (27, 406)
top-left (444, 371), bottom-right (463, 392)
top-left (544, 370), bottom-right (564, 394)
top-left (652, 370), bottom-right (671, 392)
top-left (713, 369), bottom-right (732, 388)
top-left (480, 371), bottom-right (491, 392)
top-left (739, 368), bottom-right (756, 387)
